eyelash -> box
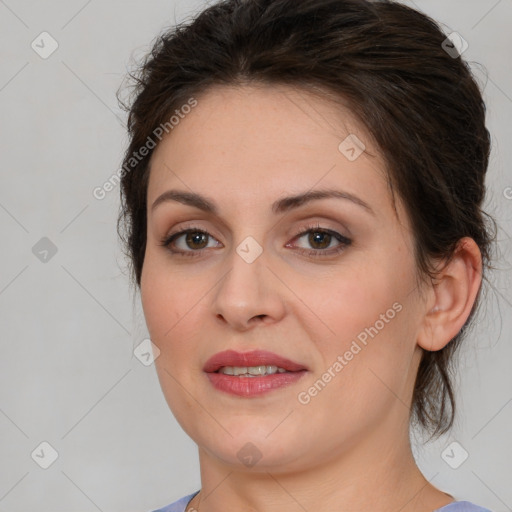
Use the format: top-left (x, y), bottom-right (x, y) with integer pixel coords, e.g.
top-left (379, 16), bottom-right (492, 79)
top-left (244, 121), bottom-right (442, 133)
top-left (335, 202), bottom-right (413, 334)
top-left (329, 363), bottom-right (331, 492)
top-left (159, 222), bottom-right (352, 259)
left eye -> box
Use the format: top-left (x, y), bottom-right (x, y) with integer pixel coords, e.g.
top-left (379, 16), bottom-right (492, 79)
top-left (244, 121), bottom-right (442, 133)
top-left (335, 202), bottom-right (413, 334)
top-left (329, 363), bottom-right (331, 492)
top-left (287, 226), bottom-right (351, 257)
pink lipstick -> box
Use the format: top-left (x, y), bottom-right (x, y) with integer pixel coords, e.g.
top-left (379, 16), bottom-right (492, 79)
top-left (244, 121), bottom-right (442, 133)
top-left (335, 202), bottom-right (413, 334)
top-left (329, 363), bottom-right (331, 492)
top-left (203, 349), bottom-right (308, 397)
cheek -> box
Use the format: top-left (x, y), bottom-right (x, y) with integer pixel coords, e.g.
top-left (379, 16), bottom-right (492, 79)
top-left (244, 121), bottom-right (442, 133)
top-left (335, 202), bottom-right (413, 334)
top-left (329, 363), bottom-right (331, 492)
top-left (312, 248), bottom-right (417, 381)
top-left (317, 261), bottom-right (404, 341)
top-left (141, 260), bottom-right (206, 416)
top-left (141, 266), bottom-right (172, 344)
top-left (140, 255), bottom-right (213, 375)
top-left (141, 250), bottom-right (190, 333)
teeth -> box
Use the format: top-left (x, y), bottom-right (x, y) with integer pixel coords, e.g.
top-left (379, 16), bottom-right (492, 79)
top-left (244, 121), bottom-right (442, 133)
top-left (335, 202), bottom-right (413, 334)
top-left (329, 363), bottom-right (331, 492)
top-left (248, 365), bottom-right (267, 376)
top-left (233, 366), bottom-right (247, 376)
top-left (218, 365), bottom-right (288, 376)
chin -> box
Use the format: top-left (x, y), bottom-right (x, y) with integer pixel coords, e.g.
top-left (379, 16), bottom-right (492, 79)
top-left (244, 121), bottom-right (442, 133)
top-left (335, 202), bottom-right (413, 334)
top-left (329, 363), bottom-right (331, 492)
top-left (194, 427), bottom-right (312, 472)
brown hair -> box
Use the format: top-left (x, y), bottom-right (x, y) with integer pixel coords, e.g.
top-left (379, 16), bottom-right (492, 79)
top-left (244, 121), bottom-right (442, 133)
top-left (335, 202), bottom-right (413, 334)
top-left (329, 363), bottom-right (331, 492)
top-left (117, 0), bottom-right (496, 440)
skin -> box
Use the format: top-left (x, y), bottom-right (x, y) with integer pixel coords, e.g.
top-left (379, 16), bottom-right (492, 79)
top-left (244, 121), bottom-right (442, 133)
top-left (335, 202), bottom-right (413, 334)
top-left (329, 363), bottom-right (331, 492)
top-left (140, 84), bottom-right (482, 512)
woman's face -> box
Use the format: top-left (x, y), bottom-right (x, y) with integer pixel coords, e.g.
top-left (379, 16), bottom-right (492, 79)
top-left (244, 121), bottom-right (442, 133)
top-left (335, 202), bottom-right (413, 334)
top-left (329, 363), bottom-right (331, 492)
top-left (141, 84), bottom-right (428, 472)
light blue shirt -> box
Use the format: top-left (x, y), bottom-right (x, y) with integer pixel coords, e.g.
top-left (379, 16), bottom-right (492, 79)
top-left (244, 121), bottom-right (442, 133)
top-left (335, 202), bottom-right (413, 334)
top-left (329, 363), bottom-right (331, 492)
top-left (150, 491), bottom-right (494, 512)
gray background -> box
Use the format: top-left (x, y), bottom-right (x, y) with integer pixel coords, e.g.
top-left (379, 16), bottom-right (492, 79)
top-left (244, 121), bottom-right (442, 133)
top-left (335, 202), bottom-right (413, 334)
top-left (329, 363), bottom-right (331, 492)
top-left (0, 1), bottom-right (511, 511)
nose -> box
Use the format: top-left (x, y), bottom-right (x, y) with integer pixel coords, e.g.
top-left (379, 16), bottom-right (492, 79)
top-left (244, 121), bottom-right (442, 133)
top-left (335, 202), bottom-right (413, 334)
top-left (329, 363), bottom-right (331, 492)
top-left (211, 243), bottom-right (286, 332)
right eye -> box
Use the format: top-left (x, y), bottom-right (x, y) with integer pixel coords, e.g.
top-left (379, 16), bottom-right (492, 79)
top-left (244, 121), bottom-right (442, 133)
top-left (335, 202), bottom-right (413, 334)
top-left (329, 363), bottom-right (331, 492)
top-left (159, 227), bottom-right (222, 256)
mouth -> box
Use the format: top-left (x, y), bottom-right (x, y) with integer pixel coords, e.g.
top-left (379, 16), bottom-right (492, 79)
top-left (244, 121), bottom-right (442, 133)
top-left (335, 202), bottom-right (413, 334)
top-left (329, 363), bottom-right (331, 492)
top-left (216, 365), bottom-right (290, 377)
top-left (203, 350), bottom-right (308, 397)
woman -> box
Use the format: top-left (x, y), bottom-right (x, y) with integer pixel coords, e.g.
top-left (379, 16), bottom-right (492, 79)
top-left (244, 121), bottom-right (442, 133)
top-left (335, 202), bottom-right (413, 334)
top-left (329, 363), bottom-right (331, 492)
top-left (117, 0), bottom-right (496, 510)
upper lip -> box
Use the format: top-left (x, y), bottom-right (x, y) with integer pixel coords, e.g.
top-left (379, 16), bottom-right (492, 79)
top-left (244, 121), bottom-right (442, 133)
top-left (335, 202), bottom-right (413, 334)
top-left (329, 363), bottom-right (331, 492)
top-left (203, 350), bottom-right (307, 373)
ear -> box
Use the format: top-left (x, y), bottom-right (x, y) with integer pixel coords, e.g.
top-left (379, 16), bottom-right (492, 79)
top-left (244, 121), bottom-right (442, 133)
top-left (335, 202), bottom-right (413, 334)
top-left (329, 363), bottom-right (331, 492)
top-left (417, 237), bottom-right (483, 352)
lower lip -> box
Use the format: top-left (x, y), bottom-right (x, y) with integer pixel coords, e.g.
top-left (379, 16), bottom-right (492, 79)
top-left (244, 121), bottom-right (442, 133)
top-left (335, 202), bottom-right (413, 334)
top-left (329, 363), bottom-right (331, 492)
top-left (206, 371), bottom-right (307, 397)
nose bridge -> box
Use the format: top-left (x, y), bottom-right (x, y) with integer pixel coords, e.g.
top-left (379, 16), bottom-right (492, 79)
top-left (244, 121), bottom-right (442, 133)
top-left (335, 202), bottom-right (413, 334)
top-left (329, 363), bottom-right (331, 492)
top-left (211, 236), bottom-right (284, 328)
top-left (217, 237), bottom-right (266, 307)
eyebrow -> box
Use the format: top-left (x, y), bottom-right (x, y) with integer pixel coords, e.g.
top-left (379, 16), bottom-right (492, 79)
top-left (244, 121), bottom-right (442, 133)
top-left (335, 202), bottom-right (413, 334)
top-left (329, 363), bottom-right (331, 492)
top-left (150, 188), bottom-right (375, 216)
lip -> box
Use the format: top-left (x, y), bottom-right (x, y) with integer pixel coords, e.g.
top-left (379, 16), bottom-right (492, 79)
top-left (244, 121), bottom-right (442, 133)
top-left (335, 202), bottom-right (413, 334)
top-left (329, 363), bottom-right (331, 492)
top-left (203, 349), bottom-right (308, 398)
top-left (203, 349), bottom-right (307, 373)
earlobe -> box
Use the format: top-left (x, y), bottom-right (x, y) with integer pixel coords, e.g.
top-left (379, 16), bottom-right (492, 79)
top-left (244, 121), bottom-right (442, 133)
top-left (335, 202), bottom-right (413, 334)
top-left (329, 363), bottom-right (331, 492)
top-left (417, 237), bottom-right (482, 352)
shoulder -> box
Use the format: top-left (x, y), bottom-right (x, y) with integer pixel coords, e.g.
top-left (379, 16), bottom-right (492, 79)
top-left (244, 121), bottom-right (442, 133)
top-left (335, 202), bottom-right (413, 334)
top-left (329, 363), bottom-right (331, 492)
top-left (149, 491), bottom-right (199, 512)
top-left (435, 500), bottom-right (493, 512)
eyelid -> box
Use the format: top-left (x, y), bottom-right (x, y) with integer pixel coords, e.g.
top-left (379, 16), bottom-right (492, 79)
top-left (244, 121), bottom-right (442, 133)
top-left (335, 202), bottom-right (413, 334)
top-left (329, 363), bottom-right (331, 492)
top-left (164, 221), bottom-right (224, 244)
top-left (161, 218), bottom-right (350, 244)
top-left (290, 220), bottom-right (351, 241)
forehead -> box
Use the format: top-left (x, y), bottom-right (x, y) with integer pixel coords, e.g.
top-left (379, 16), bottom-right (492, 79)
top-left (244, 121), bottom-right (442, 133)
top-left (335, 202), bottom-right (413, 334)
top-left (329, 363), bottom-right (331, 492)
top-left (152, 83), bottom-right (377, 164)
top-left (146, 84), bottom-right (399, 221)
